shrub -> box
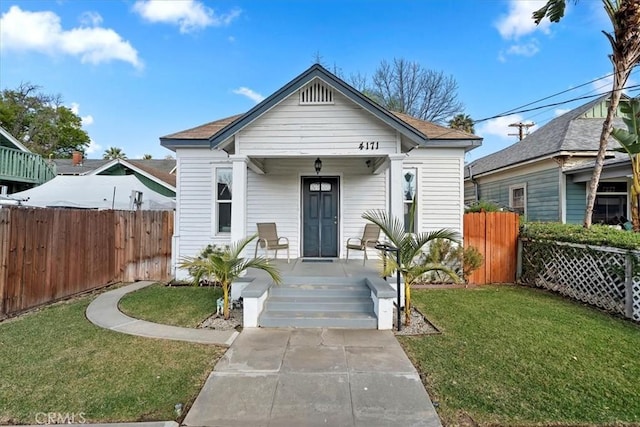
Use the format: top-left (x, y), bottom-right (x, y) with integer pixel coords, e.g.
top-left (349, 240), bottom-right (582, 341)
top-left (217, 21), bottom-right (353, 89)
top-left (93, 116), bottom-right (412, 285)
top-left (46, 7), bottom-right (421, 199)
top-left (465, 200), bottom-right (502, 213)
top-left (520, 222), bottom-right (640, 250)
top-left (420, 239), bottom-right (484, 284)
top-left (186, 244), bottom-right (226, 285)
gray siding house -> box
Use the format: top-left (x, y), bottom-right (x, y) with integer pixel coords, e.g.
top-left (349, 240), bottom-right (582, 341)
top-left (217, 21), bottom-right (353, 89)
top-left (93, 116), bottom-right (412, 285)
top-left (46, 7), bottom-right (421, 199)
top-left (465, 95), bottom-right (630, 224)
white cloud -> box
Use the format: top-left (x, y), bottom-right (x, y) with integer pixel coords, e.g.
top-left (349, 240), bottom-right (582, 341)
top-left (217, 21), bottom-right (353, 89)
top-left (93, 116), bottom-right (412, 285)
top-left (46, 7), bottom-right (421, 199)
top-left (84, 139), bottom-right (102, 154)
top-left (79, 11), bottom-right (103, 27)
top-left (554, 108), bottom-right (570, 117)
top-left (476, 114), bottom-right (538, 141)
top-left (233, 87), bottom-right (265, 103)
top-left (133, 0), bottom-right (241, 33)
top-left (0, 6), bottom-right (142, 69)
top-left (495, 0), bottom-right (551, 40)
top-left (69, 102), bottom-right (94, 126)
top-left (507, 41), bottom-right (540, 57)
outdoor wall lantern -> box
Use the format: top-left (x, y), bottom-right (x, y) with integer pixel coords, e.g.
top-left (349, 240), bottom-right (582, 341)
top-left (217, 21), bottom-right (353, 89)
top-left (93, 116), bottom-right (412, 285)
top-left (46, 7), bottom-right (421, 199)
top-left (314, 157), bottom-right (322, 175)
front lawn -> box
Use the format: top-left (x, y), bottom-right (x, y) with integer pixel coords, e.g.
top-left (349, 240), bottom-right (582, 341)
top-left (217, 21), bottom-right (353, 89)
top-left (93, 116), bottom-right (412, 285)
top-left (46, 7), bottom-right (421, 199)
top-left (0, 290), bottom-right (224, 424)
top-left (400, 286), bottom-right (640, 426)
top-left (119, 283), bottom-right (220, 327)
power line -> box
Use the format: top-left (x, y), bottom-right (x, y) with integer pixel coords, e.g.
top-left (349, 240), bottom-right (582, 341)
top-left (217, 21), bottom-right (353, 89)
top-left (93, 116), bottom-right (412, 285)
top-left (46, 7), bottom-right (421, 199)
top-left (475, 84), bottom-right (640, 124)
top-left (495, 64), bottom-right (640, 117)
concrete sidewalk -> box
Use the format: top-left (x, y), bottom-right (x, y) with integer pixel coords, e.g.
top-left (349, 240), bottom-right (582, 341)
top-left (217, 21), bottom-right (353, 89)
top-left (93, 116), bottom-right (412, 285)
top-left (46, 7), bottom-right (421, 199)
top-left (86, 281), bottom-right (239, 346)
top-left (184, 328), bottom-right (441, 427)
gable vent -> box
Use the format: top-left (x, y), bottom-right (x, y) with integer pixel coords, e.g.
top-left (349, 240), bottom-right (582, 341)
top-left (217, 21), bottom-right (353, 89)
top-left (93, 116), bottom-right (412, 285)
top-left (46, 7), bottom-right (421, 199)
top-left (299, 80), bottom-right (334, 105)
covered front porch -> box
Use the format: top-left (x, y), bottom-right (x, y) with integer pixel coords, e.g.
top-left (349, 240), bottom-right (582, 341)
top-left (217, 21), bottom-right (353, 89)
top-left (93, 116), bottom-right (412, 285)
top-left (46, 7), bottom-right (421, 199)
top-left (240, 258), bottom-right (398, 330)
top-left (228, 154), bottom-right (407, 261)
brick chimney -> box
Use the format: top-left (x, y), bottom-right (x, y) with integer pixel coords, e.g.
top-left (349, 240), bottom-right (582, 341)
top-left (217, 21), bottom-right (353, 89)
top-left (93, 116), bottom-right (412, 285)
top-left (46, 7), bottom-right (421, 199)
top-left (72, 151), bottom-right (83, 166)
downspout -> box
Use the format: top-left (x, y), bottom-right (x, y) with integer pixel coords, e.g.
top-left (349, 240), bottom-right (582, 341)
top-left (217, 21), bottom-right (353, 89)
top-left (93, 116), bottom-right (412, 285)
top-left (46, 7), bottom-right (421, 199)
top-left (468, 164), bottom-right (479, 202)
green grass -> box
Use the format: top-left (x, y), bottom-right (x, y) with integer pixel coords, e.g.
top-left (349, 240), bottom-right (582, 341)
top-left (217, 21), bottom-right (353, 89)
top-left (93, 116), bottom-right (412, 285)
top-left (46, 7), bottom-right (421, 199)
top-left (400, 286), bottom-right (640, 426)
top-left (0, 292), bottom-right (225, 424)
top-left (119, 283), bottom-right (221, 327)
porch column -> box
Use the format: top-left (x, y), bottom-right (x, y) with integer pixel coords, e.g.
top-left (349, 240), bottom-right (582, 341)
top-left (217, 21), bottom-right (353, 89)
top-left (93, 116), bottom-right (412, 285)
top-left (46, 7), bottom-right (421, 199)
top-left (230, 155), bottom-right (248, 244)
top-left (389, 154), bottom-right (405, 222)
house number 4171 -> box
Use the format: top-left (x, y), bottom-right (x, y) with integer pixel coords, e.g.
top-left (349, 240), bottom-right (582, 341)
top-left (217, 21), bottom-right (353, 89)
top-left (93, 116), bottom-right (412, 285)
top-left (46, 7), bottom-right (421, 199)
top-left (359, 141), bottom-right (379, 150)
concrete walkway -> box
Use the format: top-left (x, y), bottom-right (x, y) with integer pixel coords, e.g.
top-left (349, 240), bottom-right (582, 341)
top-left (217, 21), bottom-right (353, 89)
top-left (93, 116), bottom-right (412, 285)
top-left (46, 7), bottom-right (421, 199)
top-left (184, 328), bottom-right (442, 427)
top-left (86, 281), bottom-right (239, 346)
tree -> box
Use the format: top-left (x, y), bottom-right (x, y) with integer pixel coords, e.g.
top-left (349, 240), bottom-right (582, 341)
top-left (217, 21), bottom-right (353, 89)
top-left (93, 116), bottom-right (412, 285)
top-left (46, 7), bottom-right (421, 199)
top-left (103, 147), bottom-right (127, 160)
top-left (354, 58), bottom-right (464, 123)
top-left (142, 154), bottom-right (153, 160)
top-left (362, 210), bottom-right (460, 326)
top-left (0, 82), bottom-right (90, 157)
top-left (612, 97), bottom-right (640, 230)
top-left (178, 235), bottom-right (282, 319)
top-left (534, 0), bottom-right (640, 228)
top-left (449, 113), bottom-right (475, 134)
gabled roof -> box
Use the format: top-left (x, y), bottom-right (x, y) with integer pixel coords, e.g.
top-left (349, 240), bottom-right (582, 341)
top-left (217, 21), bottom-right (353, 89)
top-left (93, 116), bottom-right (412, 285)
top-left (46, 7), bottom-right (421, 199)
top-left (53, 159), bottom-right (110, 175)
top-left (468, 95), bottom-right (627, 177)
top-left (161, 64), bottom-right (482, 151)
top-left (53, 159), bottom-right (176, 179)
top-left (161, 114), bottom-right (243, 140)
top-left (0, 126), bottom-right (30, 152)
top-left (89, 159), bottom-right (176, 190)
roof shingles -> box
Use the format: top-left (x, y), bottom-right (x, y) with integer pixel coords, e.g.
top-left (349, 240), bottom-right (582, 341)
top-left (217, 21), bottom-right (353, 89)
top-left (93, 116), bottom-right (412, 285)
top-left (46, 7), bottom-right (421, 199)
top-left (469, 95), bottom-right (625, 176)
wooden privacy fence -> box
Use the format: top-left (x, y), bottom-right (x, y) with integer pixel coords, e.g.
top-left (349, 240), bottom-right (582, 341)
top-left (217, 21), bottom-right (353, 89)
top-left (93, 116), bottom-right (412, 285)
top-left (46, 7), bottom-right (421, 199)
top-left (464, 212), bottom-right (520, 285)
top-left (0, 207), bottom-right (173, 317)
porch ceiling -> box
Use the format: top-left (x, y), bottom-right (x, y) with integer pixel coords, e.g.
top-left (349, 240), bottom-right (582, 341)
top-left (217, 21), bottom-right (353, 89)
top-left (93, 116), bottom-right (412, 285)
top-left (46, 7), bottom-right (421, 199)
top-left (243, 154), bottom-right (390, 175)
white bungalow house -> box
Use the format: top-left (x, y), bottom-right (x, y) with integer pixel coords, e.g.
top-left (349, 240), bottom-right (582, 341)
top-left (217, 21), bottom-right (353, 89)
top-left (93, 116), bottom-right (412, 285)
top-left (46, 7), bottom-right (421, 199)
top-left (161, 64), bottom-right (482, 281)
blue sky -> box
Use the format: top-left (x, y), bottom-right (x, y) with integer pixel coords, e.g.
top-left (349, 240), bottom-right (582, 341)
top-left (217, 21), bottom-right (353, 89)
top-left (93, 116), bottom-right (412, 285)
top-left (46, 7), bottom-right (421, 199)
top-left (1, 0), bottom-right (637, 160)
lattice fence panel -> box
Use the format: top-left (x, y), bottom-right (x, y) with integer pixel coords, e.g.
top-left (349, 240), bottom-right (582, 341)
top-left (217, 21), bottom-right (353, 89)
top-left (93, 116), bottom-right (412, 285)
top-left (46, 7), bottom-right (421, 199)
top-left (521, 240), bottom-right (631, 316)
top-left (633, 278), bottom-right (640, 321)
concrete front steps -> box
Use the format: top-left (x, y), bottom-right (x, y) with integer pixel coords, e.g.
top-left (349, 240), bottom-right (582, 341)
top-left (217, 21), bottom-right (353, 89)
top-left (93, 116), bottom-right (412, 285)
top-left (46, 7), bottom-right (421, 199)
top-left (259, 280), bottom-right (378, 328)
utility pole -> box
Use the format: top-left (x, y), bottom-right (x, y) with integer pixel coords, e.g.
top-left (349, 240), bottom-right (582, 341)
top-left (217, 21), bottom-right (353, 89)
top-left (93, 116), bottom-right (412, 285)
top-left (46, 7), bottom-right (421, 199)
top-left (508, 122), bottom-right (535, 141)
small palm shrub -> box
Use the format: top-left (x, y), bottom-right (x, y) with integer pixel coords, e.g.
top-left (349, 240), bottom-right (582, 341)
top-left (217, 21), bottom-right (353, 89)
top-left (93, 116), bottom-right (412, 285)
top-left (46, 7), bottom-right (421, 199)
top-left (420, 239), bottom-right (484, 284)
top-left (363, 210), bottom-right (461, 325)
top-left (178, 234), bottom-right (281, 319)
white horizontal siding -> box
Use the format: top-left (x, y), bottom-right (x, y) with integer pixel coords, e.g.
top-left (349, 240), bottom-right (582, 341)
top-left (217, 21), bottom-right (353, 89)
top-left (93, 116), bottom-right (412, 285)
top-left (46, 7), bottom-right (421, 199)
top-left (239, 90), bottom-right (398, 156)
top-left (174, 149), bottom-right (231, 279)
top-left (406, 148), bottom-right (464, 236)
top-left (246, 158), bottom-right (387, 259)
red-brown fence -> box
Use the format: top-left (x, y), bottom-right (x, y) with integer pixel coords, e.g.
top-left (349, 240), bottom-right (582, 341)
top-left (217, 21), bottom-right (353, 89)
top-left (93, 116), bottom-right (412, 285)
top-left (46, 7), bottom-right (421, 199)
top-left (0, 207), bottom-right (173, 318)
top-left (464, 212), bottom-right (519, 285)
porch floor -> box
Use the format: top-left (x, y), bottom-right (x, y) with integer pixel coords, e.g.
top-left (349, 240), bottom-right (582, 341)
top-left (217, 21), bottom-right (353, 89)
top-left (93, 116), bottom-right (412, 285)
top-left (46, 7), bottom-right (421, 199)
top-left (247, 257), bottom-right (383, 279)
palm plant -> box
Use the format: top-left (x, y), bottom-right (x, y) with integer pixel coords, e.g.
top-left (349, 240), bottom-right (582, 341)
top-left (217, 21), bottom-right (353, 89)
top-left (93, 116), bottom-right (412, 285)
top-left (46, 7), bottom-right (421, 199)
top-left (103, 146), bottom-right (127, 160)
top-left (534, 0), bottom-right (640, 227)
top-left (612, 97), bottom-right (640, 230)
top-left (362, 210), bottom-right (461, 325)
top-left (178, 234), bottom-right (281, 319)
top-left (448, 113), bottom-right (475, 134)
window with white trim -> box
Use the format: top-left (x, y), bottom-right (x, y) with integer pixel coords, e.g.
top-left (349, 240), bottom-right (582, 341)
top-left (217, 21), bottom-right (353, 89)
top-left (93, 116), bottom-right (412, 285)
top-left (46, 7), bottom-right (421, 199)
top-left (594, 181), bottom-right (628, 225)
top-left (403, 169), bottom-right (417, 232)
top-left (216, 168), bottom-right (232, 233)
top-left (509, 184), bottom-right (526, 216)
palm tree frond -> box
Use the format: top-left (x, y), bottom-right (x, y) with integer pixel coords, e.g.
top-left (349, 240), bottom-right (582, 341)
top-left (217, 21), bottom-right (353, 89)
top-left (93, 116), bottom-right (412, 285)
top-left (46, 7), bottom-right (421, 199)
top-left (362, 210), bottom-right (405, 247)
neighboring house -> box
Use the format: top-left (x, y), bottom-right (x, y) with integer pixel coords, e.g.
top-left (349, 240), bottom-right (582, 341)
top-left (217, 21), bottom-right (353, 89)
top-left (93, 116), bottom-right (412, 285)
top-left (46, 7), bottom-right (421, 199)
top-left (465, 94), bottom-right (630, 225)
top-left (161, 64), bottom-right (482, 279)
top-left (10, 175), bottom-right (175, 210)
top-left (53, 157), bottom-right (176, 197)
top-left (0, 126), bottom-right (56, 193)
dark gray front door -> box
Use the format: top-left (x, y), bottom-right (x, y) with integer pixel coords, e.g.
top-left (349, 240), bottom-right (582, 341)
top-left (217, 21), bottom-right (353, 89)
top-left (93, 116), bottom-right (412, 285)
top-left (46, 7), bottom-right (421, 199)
top-left (302, 177), bottom-right (339, 257)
